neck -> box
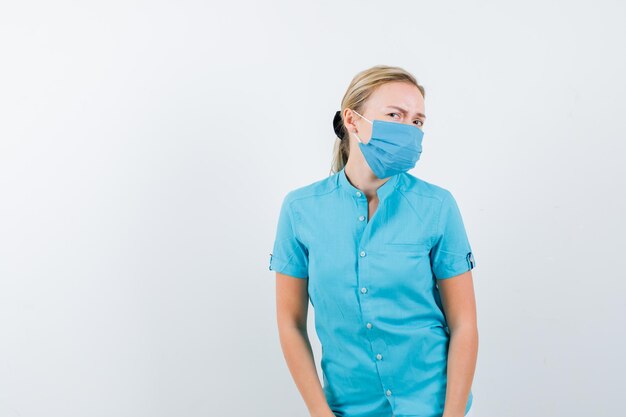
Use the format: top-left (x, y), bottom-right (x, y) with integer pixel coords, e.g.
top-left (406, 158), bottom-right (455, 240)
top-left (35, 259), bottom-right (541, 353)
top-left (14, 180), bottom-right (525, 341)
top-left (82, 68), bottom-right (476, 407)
top-left (344, 160), bottom-right (390, 200)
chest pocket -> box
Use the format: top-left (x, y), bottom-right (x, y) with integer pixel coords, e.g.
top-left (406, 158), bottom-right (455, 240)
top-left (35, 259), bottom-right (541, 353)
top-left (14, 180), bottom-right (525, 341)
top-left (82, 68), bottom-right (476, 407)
top-left (381, 199), bottom-right (433, 248)
top-left (382, 217), bottom-right (432, 254)
top-left (384, 241), bottom-right (430, 254)
top-left (377, 240), bottom-right (432, 294)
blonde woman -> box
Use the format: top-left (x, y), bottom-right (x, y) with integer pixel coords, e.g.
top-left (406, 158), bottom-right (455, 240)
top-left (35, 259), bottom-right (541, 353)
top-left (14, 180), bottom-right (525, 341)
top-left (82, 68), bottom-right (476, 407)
top-left (269, 65), bottom-right (478, 417)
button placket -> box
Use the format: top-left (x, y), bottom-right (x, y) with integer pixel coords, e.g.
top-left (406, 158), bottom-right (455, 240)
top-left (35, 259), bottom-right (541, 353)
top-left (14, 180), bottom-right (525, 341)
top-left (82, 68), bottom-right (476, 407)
top-left (351, 182), bottom-right (395, 410)
top-left (335, 169), bottom-right (406, 413)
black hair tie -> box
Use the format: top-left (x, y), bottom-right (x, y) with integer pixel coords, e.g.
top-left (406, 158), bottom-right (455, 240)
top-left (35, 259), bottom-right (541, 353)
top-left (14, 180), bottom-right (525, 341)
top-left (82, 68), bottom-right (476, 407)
top-left (333, 110), bottom-right (346, 140)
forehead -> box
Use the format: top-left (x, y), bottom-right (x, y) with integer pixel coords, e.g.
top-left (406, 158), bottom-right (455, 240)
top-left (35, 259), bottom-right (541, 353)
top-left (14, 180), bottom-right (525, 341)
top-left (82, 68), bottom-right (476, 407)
top-left (367, 81), bottom-right (425, 115)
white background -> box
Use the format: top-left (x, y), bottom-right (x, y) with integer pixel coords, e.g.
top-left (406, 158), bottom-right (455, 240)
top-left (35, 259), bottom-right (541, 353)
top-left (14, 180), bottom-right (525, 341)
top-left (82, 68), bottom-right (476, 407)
top-left (1, 1), bottom-right (625, 416)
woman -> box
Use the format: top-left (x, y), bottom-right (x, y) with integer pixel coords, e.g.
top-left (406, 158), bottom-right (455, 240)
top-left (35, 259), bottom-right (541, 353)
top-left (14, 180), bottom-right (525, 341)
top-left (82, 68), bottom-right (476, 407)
top-left (269, 65), bottom-right (478, 417)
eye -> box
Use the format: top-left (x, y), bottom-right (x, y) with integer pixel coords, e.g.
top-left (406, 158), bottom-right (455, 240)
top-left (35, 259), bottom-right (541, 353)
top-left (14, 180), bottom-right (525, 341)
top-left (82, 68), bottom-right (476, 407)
top-left (414, 120), bottom-right (424, 127)
top-left (387, 112), bottom-right (401, 119)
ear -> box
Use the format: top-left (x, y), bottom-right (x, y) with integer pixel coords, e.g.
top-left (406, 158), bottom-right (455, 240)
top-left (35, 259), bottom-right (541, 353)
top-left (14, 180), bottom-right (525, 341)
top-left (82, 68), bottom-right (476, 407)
top-left (343, 108), bottom-right (359, 134)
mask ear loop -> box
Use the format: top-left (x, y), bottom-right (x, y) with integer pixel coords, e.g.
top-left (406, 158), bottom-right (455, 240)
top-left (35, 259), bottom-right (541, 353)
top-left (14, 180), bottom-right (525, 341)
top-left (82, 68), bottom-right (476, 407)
top-left (351, 109), bottom-right (373, 144)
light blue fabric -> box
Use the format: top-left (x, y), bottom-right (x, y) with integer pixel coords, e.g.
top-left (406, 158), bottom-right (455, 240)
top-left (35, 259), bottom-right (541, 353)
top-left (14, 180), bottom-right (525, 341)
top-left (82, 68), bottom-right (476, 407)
top-left (269, 167), bottom-right (476, 417)
top-left (352, 109), bottom-right (424, 179)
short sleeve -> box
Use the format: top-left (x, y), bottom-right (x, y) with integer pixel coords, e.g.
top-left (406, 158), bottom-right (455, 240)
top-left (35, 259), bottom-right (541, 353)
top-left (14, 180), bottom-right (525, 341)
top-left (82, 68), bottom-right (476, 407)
top-left (430, 190), bottom-right (476, 280)
top-left (268, 194), bottom-right (309, 279)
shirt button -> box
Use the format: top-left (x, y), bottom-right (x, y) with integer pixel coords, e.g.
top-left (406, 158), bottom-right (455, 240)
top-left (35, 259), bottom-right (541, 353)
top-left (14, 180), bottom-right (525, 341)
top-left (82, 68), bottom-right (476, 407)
top-left (386, 389), bottom-right (392, 396)
top-left (376, 353), bottom-right (383, 360)
top-left (358, 215), bottom-right (365, 221)
top-left (355, 191), bottom-right (362, 197)
top-left (366, 322), bottom-right (372, 329)
top-left (359, 251), bottom-right (366, 257)
top-left (360, 287), bottom-right (368, 294)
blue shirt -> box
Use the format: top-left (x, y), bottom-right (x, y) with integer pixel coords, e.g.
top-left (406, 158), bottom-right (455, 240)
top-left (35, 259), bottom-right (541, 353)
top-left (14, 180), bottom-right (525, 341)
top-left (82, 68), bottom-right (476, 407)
top-left (269, 166), bottom-right (476, 417)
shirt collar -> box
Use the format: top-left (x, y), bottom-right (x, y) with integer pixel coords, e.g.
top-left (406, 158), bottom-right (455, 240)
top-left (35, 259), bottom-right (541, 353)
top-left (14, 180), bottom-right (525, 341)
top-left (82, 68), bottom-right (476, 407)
top-left (337, 166), bottom-right (401, 201)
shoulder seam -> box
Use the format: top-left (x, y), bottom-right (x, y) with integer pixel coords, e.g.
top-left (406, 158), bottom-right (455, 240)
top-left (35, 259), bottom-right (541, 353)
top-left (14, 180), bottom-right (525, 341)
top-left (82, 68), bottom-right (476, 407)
top-left (284, 198), bottom-right (306, 250)
top-left (288, 183), bottom-right (340, 204)
top-left (435, 189), bottom-right (453, 241)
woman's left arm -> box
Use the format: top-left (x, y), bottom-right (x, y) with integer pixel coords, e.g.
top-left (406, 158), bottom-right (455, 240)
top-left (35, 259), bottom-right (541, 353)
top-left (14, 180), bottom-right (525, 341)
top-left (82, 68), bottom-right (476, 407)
top-left (436, 269), bottom-right (479, 417)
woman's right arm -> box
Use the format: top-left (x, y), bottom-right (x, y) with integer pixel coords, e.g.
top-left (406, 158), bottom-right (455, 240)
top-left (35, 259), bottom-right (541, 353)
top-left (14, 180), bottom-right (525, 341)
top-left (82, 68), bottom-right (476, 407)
top-left (275, 272), bottom-right (336, 417)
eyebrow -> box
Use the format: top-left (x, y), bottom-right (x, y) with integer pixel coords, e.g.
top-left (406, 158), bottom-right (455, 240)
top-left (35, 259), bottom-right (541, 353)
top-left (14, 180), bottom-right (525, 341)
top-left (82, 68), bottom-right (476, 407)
top-left (385, 105), bottom-right (426, 119)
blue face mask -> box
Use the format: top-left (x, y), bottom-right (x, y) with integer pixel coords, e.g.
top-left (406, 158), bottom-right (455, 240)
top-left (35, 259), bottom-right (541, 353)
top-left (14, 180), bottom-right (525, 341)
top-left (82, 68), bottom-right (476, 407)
top-left (351, 109), bottom-right (424, 179)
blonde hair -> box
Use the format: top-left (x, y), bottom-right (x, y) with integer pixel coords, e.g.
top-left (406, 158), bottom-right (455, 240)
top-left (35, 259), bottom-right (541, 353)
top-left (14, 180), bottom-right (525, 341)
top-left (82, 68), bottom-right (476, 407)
top-left (330, 65), bottom-right (426, 174)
